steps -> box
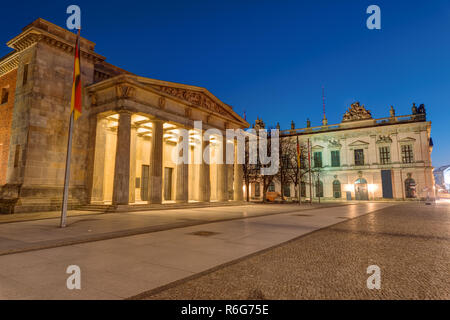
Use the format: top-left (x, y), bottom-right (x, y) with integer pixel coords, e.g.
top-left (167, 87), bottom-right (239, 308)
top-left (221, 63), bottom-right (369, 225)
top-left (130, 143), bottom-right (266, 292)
top-left (76, 201), bottom-right (247, 213)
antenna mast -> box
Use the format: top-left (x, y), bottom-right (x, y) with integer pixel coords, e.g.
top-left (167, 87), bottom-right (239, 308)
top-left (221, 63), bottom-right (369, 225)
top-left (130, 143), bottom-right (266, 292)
top-left (322, 86), bottom-right (327, 125)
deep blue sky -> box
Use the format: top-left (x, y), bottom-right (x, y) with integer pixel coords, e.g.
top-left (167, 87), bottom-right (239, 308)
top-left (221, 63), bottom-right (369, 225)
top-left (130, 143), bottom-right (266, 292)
top-left (1, 1), bottom-right (449, 166)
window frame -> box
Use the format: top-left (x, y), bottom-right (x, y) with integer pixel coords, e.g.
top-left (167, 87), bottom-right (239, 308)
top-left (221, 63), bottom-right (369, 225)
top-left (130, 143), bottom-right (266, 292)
top-left (330, 150), bottom-right (340, 167)
top-left (379, 146), bottom-right (391, 165)
top-left (401, 144), bottom-right (414, 164)
top-left (354, 149), bottom-right (365, 166)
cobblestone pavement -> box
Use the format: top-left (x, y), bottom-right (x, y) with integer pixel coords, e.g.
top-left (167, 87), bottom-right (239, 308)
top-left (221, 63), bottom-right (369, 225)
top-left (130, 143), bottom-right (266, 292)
top-left (139, 203), bottom-right (450, 300)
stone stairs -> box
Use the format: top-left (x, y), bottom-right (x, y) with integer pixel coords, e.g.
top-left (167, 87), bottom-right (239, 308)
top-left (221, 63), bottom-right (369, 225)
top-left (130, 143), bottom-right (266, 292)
top-left (76, 201), bottom-right (248, 213)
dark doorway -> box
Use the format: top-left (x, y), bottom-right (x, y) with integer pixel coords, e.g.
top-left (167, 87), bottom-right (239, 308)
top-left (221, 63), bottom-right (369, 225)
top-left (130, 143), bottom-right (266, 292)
top-left (140, 165), bottom-right (149, 201)
top-left (355, 178), bottom-right (369, 200)
top-left (164, 167), bottom-right (173, 200)
top-left (381, 170), bottom-right (393, 198)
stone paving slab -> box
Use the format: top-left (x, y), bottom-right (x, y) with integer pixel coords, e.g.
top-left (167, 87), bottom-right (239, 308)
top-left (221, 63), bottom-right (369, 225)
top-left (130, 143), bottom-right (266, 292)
top-left (137, 203), bottom-right (450, 300)
top-left (0, 203), bottom-right (393, 299)
top-left (0, 203), bottom-right (348, 255)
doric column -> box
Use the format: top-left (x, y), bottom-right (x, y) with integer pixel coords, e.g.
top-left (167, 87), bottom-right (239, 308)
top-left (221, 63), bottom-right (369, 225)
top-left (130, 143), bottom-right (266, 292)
top-left (148, 120), bottom-right (164, 204)
top-left (91, 116), bottom-right (108, 203)
top-left (217, 136), bottom-right (228, 201)
top-left (198, 135), bottom-right (211, 202)
top-left (233, 139), bottom-right (244, 201)
top-left (129, 124), bottom-right (137, 203)
top-left (112, 111), bottom-right (132, 205)
top-left (175, 132), bottom-right (189, 203)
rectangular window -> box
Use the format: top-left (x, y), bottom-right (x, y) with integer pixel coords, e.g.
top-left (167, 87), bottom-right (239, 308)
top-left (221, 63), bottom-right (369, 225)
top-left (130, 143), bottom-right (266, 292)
top-left (401, 145), bottom-right (414, 163)
top-left (354, 149), bottom-right (364, 165)
top-left (313, 151), bottom-right (322, 168)
top-left (1, 88), bottom-right (8, 104)
top-left (22, 64), bottom-right (29, 86)
top-left (379, 146), bottom-right (391, 164)
top-left (331, 150), bottom-right (340, 167)
top-left (13, 145), bottom-right (20, 168)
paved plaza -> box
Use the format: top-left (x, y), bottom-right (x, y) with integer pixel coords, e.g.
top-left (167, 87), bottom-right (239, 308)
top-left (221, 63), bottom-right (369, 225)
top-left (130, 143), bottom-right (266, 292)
top-left (0, 202), bottom-right (448, 300)
top-left (140, 202), bottom-right (450, 300)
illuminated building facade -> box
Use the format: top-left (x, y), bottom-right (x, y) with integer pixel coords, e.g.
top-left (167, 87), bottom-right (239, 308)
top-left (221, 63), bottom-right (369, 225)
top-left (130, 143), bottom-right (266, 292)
top-left (0, 19), bottom-right (248, 213)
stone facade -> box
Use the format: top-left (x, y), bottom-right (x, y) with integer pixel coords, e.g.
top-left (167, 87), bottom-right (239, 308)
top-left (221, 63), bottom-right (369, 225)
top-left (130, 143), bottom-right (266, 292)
top-left (0, 19), bottom-right (248, 213)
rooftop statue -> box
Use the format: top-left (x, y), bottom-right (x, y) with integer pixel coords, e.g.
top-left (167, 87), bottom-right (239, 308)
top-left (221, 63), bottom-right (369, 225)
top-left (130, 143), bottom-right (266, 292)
top-left (342, 102), bottom-right (373, 122)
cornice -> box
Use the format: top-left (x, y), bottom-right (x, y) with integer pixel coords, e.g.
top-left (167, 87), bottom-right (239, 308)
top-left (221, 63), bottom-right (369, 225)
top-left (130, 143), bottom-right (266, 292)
top-left (6, 27), bottom-right (105, 63)
top-left (0, 51), bottom-right (19, 77)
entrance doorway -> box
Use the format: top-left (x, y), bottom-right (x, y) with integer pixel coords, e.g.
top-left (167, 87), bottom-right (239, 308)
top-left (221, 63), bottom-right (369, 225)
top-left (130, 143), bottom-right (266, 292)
top-left (140, 165), bottom-right (149, 201)
top-left (355, 178), bottom-right (369, 200)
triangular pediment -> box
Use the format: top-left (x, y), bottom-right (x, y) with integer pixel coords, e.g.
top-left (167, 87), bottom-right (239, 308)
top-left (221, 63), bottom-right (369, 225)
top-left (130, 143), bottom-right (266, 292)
top-left (348, 140), bottom-right (369, 146)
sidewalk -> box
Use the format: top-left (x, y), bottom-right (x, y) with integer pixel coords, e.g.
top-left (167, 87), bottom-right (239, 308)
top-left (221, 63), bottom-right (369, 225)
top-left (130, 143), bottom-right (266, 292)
top-left (0, 202), bottom-right (395, 299)
top-left (0, 203), bottom-right (347, 256)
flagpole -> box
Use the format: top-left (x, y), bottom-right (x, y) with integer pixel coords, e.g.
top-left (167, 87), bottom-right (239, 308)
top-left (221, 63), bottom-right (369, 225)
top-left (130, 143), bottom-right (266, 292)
top-left (60, 111), bottom-right (74, 228)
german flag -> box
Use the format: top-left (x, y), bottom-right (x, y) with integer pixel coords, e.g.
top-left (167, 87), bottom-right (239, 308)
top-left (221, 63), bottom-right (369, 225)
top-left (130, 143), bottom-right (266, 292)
top-left (70, 29), bottom-right (82, 120)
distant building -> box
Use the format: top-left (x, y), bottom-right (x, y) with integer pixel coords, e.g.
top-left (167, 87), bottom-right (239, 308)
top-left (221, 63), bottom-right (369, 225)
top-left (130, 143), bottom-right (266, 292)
top-left (250, 102), bottom-right (434, 201)
top-left (434, 165), bottom-right (450, 191)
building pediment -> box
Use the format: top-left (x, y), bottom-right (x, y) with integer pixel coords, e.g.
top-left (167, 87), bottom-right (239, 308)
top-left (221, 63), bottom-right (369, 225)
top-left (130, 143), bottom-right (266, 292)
top-left (348, 140), bottom-right (369, 147)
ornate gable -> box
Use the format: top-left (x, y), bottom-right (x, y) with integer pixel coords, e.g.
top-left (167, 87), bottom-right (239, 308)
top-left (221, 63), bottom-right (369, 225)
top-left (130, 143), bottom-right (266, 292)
top-left (150, 85), bottom-right (232, 118)
top-left (342, 102), bottom-right (373, 122)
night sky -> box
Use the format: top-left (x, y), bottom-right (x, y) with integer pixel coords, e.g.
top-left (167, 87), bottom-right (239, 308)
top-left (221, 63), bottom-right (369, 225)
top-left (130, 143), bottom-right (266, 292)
top-left (1, 0), bottom-right (449, 166)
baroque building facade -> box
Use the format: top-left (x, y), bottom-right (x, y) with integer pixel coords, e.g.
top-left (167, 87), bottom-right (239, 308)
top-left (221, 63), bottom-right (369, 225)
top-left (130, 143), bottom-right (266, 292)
top-left (250, 102), bottom-right (434, 201)
top-left (0, 19), bottom-right (247, 213)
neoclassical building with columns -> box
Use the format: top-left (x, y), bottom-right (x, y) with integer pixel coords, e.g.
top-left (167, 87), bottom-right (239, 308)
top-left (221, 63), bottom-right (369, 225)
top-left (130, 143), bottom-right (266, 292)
top-left (0, 19), bottom-right (247, 213)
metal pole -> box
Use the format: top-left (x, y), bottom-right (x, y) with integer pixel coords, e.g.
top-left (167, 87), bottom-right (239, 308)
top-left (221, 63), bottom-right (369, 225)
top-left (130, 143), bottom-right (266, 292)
top-left (308, 138), bottom-right (312, 205)
top-left (60, 112), bottom-right (74, 228)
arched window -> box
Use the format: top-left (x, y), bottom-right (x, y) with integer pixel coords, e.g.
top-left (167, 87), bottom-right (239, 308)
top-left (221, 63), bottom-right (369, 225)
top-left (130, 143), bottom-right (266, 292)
top-left (315, 180), bottom-right (323, 197)
top-left (333, 180), bottom-right (341, 198)
top-left (405, 178), bottom-right (416, 198)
